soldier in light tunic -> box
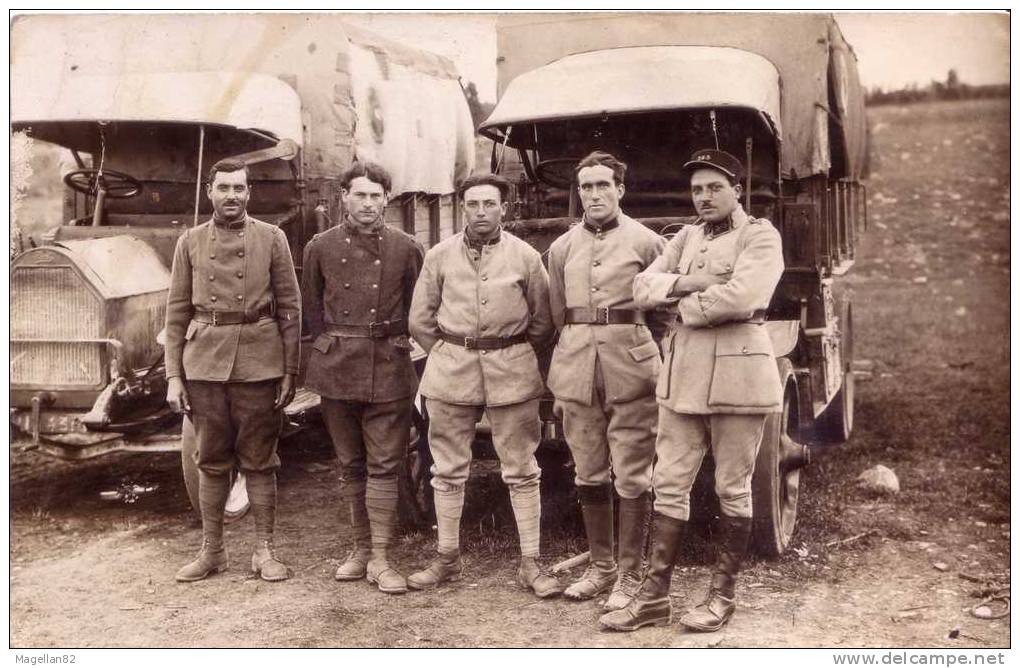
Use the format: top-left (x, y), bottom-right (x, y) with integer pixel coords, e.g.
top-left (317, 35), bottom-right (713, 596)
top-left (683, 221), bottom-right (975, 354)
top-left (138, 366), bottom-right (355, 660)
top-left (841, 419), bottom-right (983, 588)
top-left (601, 149), bottom-right (785, 632)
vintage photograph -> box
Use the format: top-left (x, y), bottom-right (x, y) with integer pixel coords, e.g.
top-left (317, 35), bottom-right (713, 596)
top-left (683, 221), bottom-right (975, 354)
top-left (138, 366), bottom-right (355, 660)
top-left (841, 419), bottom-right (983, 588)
top-left (8, 10), bottom-right (1010, 653)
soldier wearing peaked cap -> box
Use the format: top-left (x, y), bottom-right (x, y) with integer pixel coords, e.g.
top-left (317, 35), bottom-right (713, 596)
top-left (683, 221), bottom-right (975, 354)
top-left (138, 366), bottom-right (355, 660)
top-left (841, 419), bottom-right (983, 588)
top-left (601, 149), bottom-right (785, 633)
top-left (302, 161), bottom-right (424, 595)
top-left (165, 159), bottom-right (302, 584)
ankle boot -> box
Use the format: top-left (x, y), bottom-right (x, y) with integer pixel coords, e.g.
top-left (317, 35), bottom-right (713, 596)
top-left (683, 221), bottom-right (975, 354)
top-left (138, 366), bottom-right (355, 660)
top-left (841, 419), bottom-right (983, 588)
top-left (565, 484), bottom-right (618, 600)
top-left (177, 470), bottom-right (231, 582)
top-left (247, 471), bottom-right (289, 582)
top-left (365, 476), bottom-right (406, 594)
top-left (680, 515), bottom-right (752, 632)
top-left (335, 477), bottom-right (371, 581)
top-left (517, 556), bottom-right (564, 598)
top-left (407, 550), bottom-right (463, 590)
top-left (605, 491), bottom-right (651, 610)
top-left (176, 539), bottom-right (229, 582)
top-left (600, 513), bottom-right (686, 631)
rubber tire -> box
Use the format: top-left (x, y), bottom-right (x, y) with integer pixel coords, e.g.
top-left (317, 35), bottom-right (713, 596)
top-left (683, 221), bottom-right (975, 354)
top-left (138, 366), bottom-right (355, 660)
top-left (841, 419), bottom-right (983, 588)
top-left (751, 359), bottom-right (800, 558)
top-left (181, 416), bottom-right (250, 524)
top-left (815, 301), bottom-right (855, 445)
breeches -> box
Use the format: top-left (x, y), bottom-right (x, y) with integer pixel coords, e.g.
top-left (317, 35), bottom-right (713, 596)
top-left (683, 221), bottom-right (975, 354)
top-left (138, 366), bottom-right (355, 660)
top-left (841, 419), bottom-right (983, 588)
top-left (321, 397), bottom-right (411, 482)
top-left (186, 379), bottom-right (282, 476)
top-left (652, 407), bottom-right (767, 520)
top-left (555, 365), bottom-right (656, 499)
top-left (426, 398), bottom-right (541, 493)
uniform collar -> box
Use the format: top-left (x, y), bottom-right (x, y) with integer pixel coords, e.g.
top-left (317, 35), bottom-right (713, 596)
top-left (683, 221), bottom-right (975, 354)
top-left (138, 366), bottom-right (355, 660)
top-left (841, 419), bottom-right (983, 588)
top-left (582, 214), bottom-right (620, 234)
top-left (212, 213), bottom-right (248, 230)
top-left (702, 205), bottom-right (749, 239)
top-left (463, 228), bottom-right (502, 251)
top-left (344, 216), bottom-right (385, 236)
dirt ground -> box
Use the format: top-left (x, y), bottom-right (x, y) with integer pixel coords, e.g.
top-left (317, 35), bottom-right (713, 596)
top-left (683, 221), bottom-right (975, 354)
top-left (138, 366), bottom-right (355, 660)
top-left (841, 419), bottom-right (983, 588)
top-left (9, 98), bottom-right (1010, 648)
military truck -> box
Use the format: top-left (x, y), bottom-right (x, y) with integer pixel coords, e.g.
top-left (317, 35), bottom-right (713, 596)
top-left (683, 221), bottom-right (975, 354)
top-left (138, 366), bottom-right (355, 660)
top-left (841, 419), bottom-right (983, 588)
top-left (477, 13), bottom-right (868, 555)
top-left (10, 14), bottom-right (475, 519)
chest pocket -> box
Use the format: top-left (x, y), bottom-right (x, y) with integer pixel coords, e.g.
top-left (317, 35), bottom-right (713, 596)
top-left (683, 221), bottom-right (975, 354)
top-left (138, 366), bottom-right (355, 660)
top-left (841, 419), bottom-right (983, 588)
top-left (709, 258), bottom-right (735, 276)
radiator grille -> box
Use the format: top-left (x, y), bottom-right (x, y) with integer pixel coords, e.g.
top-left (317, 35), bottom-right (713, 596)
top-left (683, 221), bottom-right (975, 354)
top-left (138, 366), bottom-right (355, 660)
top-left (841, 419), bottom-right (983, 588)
top-left (11, 266), bottom-right (104, 387)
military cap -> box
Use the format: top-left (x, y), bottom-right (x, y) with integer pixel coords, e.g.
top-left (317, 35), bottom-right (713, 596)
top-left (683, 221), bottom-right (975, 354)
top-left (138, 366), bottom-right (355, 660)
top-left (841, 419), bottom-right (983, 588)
top-left (683, 149), bottom-right (744, 181)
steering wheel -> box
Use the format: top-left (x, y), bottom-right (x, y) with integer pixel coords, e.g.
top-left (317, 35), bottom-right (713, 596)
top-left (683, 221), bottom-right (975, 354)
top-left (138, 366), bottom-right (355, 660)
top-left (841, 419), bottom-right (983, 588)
top-left (63, 169), bottom-right (143, 199)
top-left (534, 158), bottom-right (581, 190)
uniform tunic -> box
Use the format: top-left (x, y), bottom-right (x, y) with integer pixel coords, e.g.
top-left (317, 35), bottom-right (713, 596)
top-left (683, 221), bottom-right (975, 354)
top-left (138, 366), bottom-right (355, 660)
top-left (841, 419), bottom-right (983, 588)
top-left (633, 205), bottom-right (784, 519)
top-left (410, 231), bottom-right (554, 407)
top-left (302, 221), bottom-right (424, 403)
top-left (546, 212), bottom-right (665, 498)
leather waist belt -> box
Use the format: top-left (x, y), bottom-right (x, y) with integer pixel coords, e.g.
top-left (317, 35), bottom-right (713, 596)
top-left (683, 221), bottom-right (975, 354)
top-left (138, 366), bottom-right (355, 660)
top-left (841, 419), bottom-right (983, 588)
top-left (325, 319), bottom-right (406, 339)
top-left (193, 305), bottom-right (273, 326)
top-left (439, 331), bottom-right (528, 350)
top-left (746, 310), bottom-right (768, 324)
top-left (564, 307), bottom-right (646, 325)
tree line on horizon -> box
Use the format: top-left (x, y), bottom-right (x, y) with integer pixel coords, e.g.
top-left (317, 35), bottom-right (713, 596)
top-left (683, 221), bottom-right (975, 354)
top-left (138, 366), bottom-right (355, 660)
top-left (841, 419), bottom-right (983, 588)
top-left (866, 69), bottom-right (1009, 106)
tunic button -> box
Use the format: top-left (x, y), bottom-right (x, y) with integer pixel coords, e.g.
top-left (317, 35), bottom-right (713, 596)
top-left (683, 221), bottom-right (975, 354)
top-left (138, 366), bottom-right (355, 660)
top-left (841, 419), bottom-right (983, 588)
top-left (342, 310), bottom-right (350, 316)
top-left (700, 246), bottom-right (708, 253)
top-left (236, 295), bottom-right (243, 301)
top-left (239, 231), bottom-right (244, 237)
top-left (237, 251), bottom-right (245, 258)
top-left (371, 284), bottom-right (378, 289)
top-left (481, 276), bottom-right (488, 281)
top-left (590, 287), bottom-right (598, 293)
top-left (369, 309), bottom-right (376, 314)
top-left (374, 259), bottom-right (381, 265)
top-left (208, 275), bottom-right (215, 281)
top-left (210, 254), bottom-right (216, 259)
top-left (481, 299), bottom-right (488, 305)
top-left (345, 238), bottom-right (351, 244)
top-left (741, 346), bottom-right (749, 354)
top-left (725, 263), bottom-right (732, 270)
top-left (341, 258), bottom-right (347, 264)
top-left (344, 283), bottom-right (351, 289)
top-left (697, 260), bottom-right (705, 268)
top-left (593, 260), bottom-right (601, 267)
top-left (480, 350), bottom-right (487, 356)
top-left (210, 295), bottom-right (217, 302)
top-left (236, 271), bottom-right (243, 278)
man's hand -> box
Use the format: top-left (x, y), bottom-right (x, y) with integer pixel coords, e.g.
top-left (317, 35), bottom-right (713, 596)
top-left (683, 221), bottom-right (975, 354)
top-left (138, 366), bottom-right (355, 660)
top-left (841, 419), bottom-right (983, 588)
top-left (275, 373), bottom-right (296, 410)
top-left (669, 273), bottom-right (728, 297)
top-left (166, 377), bottom-right (191, 415)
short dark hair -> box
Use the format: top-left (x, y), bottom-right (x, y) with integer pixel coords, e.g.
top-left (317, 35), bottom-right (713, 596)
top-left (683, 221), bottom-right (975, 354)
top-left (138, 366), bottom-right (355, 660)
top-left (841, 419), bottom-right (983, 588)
top-left (575, 151), bottom-right (627, 185)
top-left (341, 161), bottom-right (392, 193)
top-left (207, 159), bottom-right (249, 185)
top-left (458, 173), bottom-right (511, 203)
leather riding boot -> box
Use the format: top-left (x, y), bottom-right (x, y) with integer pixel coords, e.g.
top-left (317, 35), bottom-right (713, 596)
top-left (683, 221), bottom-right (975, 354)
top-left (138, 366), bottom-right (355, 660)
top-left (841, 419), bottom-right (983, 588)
top-left (680, 515), bottom-right (752, 632)
top-left (247, 471), bottom-right (288, 581)
top-left (335, 477), bottom-right (372, 581)
top-left (176, 470), bottom-right (231, 582)
top-left (605, 491), bottom-right (651, 611)
top-left (365, 475), bottom-right (406, 594)
top-left (407, 549), bottom-right (463, 590)
top-left (565, 484), bottom-right (618, 600)
top-left (517, 556), bottom-right (564, 598)
top-left (600, 513), bottom-right (686, 631)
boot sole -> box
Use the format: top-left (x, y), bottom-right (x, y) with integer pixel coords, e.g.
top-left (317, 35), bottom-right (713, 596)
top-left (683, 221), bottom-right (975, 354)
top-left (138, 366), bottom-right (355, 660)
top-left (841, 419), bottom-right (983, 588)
top-left (600, 616), bottom-right (672, 632)
top-left (563, 586), bottom-right (613, 601)
top-left (680, 619), bottom-right (728, 633)
top-left (406, 573), bottom-right (461, 591)
top-left (367, 574), bottom-right (410, 594)
top-left (334, 572), bottom-right (367, 582)
top-left (175, 563), bottom-right (228, 583)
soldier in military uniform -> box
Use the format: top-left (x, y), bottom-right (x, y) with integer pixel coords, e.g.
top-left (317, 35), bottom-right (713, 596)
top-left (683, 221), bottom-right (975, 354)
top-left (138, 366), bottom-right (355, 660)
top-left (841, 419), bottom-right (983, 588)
top-left (547, 151), bottom-right (666, 610)
top-left (407, 173), bottom-right (561, 598)
top-left (601, 149), bottom-right (785, 632)
top-left (166, 159), bottom-right (301, 583)
top-left (302, 161), bottom-right (424, 595)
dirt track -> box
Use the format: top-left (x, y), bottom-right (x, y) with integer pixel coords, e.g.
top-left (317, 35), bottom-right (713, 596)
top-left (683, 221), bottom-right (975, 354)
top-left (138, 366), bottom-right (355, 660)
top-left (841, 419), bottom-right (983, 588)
top-left (9, 99), bottom-right (1010, 648)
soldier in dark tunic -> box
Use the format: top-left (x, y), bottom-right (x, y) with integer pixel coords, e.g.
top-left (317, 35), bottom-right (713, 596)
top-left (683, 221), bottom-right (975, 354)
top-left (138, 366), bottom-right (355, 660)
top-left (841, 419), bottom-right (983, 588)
top-left (301, 161), bottom-right (424, 595)
top-left (166, 159), bottom-right (301, 583)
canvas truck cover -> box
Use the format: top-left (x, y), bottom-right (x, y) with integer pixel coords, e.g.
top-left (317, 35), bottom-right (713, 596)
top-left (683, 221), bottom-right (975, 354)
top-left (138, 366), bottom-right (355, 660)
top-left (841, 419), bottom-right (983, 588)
top-left (10, 14), bottom-right (474, 193)
top-left (493, 13), bottom-right (867, 181)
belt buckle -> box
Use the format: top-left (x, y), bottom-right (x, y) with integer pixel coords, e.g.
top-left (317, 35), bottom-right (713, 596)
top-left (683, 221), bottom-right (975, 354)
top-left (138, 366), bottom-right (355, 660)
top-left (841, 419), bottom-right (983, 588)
top-left (211, 311), bottom-right (219, 326)
top-left (463, 336), bottom-right (477, 350)
top-left (368, 321), bottom-right (382, 337)
top-left (595, 307), bottom-right (610, 325)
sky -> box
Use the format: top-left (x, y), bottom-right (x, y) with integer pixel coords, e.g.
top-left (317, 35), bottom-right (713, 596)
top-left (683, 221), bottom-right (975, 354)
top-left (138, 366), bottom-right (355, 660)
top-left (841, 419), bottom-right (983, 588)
top-left (347, 11), bottom-right (1010, 102)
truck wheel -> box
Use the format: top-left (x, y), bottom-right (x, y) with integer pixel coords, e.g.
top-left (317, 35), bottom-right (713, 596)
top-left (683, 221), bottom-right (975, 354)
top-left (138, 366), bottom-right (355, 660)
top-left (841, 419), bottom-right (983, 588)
top-left (815, 301), bottom-right (855, 444)
top-left (399, 400), bottom-right (434, 530)
top-left (751, 359), bottom-right (805, 557)
top-left (181, 416), bottom-right (250, 524)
